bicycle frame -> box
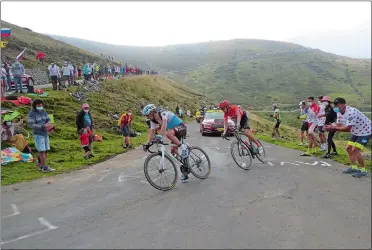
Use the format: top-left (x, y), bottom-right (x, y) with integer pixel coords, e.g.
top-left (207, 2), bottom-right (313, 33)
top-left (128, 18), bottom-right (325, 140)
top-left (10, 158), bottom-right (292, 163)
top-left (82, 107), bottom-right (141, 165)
top-left (144, 137), bottom-right (190, 171)
top-left (224, 129), bottom-right (258, 158)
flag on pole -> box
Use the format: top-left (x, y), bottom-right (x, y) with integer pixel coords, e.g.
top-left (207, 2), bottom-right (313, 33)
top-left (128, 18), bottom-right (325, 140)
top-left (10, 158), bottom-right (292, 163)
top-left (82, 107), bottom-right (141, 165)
top-left (16, 48), bottom-right (26, 61)
top-left (1, 28), bottom-right (11, 37)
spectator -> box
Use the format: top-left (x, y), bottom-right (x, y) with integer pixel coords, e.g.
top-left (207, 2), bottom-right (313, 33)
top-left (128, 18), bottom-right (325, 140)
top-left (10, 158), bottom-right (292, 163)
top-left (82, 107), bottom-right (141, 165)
top-left (325, 97), bottom-right (371, 178)
top-left (187, 109), bottom-right (191, 118)
top-left (320, 96), bottom-right (338, 158)
top-left (48, 63), bottom-right (60, 90)
top-left (317, 95), bottom-right (327, 151)
top-left (1, 116), bottom-right (31, 153)
top-left (79, 127), bottom-right (93, 159)
top-left (83, 63), bottom-right (90, 81)
top-left (28, 99), bottom-right (55, 172)
top-left (76, 103), bottom-right (94, 155)
top-left (270, 103), bottom-right (281, 139)
top-left (3, 62), bottom-right (11, 91)
top-left (179, 107), bottom-right (183, 118)
top-left (61, 62), bottom-right (71, 87)
top-left (77, 66), bottom-right (82, 78)
top-left (1, 64), bottom-right (6, 98)
top-left (301, 96), bottom-right (320, 156)
top-left (11, 59), bottom-right (24, 93)
top-left (119, 108), bottom-right (133, 149)
top-left (175, 105), bottom-right (179, 116)
top-left (297, 101), bottom-right (309, 146)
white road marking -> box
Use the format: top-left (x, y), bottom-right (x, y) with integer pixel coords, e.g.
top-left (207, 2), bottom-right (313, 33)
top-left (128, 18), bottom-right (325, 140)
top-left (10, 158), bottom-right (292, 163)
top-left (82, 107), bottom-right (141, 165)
top-left (98, 172), bottom-right (111, 182)
top-left (294, 161), bottom-right (318, 166)
top-left (1, 228), bottom-right (51, 245)
top-left (38, 217), bottom-right (58, 230)
top-left (265, 145), bottom-right (272, 148)
top-left (215, 147), bottom-right (220, 150)
top-left (280, 161), bottom-right (299, 166)
top-left (2, 204), bottom-right (20, 219)
top-left (319, 161), bottom-right (331, 167)
top-left (1, 217), bottom-right (57, 245)
top-left (267, 162), bottom-right (274, 166)
top-left (118, 173), bottom-right (143, 182)
top-left (141, 180), bottom-right (150, 185)
top-left (142, 156), bottom-right (147, 159)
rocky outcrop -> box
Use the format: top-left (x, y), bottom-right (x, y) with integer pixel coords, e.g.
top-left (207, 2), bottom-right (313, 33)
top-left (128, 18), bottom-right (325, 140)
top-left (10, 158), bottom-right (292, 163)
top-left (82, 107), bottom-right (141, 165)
top-left (25, 68), bottom-right (49, 85)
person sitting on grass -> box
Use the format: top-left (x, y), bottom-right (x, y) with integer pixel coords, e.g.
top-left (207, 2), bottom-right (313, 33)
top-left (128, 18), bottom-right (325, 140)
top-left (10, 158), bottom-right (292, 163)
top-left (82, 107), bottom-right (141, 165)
top-left (1, 117), bottom-right (32, 153)
top-left (28, 99), bottom-right (55, 172)
top-left (119, 108), bottom-right (133, 149)
top-left (79, 127), bottom-right (93, 159)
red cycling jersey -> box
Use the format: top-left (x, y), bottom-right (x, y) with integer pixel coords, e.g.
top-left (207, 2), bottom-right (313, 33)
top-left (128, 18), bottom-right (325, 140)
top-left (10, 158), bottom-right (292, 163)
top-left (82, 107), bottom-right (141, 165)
top-left (224, 105), bottom-right (244, 121)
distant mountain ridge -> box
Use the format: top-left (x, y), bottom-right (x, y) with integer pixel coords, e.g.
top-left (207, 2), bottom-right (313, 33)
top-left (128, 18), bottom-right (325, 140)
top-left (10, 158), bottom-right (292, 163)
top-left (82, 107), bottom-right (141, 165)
top-left (47, 34), bottom-right (371, 111)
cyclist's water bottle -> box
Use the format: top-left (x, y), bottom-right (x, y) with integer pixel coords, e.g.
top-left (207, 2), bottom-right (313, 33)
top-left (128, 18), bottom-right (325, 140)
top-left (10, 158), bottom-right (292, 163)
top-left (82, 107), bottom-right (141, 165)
top-left (181, 144), bottom-right (189, 159)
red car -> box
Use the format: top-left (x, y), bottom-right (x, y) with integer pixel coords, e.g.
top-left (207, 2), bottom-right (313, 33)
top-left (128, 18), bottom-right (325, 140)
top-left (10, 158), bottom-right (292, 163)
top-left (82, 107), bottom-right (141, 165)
top-left (200, 110), bottom-right (235, 136)
top-left (9, 71), bottom-right (34, 92)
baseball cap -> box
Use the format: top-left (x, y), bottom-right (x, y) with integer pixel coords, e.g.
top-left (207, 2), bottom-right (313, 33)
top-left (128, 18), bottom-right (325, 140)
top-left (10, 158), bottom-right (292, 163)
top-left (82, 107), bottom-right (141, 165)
top-left (333, 97), bottom-right (346, 105)
top-left (299, 101), bottom-right (305, 106)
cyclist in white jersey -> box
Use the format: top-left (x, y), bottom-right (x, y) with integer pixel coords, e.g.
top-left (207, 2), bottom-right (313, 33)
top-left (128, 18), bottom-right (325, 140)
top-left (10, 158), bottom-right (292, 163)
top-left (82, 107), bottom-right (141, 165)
top-left (142, 104), bottom-right (190, 180)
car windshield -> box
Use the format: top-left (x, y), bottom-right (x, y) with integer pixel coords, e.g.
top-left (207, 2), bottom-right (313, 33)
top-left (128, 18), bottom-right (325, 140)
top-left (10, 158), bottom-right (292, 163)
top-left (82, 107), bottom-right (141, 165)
top-left (205, 112), bottom-right (223, 119)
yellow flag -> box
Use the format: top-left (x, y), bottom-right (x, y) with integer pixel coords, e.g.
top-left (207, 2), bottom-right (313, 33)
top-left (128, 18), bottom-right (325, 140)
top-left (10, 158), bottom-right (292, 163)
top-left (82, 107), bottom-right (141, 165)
top-left (0, 40), bottom-right (7, 48)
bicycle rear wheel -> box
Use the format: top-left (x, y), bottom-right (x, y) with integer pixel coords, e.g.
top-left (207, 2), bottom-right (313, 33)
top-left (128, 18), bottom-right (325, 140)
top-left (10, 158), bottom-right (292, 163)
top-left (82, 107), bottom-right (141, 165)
top-left (230, 140), bottom-right (252, 170)
top-left (187, 146), bottom-right (211, 179)
top-left (144, 152), bottom-right (178, 191)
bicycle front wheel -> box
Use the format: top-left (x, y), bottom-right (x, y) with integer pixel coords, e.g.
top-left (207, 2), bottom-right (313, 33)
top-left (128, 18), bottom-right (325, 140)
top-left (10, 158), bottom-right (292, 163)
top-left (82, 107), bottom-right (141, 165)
top-left (230, 140), bottom-right (252, 170)
top-left (187, 146), bottom-right (211, 179)
top-left (144, 152), bottom-right (178, 191)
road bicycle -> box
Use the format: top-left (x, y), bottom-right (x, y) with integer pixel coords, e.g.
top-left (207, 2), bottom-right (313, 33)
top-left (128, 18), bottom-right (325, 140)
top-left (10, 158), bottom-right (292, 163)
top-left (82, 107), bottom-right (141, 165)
top-left (142, 137), bottom-right (211, 191)
top-left (222, 128), bottom-right (267, 170)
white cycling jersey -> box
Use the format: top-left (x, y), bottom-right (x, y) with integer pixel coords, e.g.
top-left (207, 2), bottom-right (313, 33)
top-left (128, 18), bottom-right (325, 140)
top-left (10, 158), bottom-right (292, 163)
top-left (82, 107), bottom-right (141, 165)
top-left (150, 110), bottom-right (183, 130)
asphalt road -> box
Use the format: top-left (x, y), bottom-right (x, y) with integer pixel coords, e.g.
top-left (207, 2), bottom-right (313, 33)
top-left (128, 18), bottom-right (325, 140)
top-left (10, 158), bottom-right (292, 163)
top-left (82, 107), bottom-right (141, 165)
top-left (1, 122), bottom-right (371, 249)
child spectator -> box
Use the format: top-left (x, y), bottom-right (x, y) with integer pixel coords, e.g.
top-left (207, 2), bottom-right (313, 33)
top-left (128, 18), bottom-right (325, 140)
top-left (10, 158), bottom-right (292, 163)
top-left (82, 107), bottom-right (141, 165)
top-left (80, 127), bottom-right (93, 159)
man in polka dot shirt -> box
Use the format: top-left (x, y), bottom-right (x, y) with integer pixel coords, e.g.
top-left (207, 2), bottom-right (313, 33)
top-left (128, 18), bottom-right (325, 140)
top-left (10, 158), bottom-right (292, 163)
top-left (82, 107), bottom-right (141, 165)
top-left (324, 97), bottom-right (371, 178)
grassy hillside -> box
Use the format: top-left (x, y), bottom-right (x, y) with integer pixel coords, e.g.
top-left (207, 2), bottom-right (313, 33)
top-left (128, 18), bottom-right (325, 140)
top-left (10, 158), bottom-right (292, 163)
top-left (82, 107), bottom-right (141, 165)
top-left (1, 75), bottom-right (207, 185)
top-left (1, 21), bottom-right (119, 69)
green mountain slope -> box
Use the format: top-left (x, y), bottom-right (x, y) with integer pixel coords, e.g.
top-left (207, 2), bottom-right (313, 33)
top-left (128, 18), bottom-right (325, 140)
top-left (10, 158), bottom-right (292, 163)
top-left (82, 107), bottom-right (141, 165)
top-left (50, 33), bottom-right (371, 111)
top-left (1, 75), bottom-right (206, 185)
top-left (1, 21), bottom-right (119, 69)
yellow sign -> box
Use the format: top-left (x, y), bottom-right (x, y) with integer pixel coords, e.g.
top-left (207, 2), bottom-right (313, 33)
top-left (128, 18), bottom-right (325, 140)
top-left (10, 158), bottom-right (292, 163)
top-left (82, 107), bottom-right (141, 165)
top-left (0, 40), bottom-right (8, 48)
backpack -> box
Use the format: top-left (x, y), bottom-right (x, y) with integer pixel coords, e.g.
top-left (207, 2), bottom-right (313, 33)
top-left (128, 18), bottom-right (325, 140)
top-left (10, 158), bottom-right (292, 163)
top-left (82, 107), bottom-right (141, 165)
top-left (17, 96), bottom-right (32, 105)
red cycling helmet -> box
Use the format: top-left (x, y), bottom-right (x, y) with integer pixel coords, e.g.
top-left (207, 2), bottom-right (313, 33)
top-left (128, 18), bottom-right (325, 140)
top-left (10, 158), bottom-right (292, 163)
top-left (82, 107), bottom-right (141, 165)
top-left (218, 100), bottom-right (229, 109)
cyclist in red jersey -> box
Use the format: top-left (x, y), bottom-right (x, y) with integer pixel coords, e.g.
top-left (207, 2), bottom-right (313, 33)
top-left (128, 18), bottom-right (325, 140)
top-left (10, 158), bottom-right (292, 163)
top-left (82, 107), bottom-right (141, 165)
top-left (219, 100), bottom-right (263, 154)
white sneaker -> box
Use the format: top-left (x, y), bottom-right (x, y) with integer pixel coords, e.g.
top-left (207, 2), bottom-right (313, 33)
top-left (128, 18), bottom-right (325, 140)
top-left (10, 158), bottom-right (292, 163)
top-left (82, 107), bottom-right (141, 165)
top-left (258, 146), bottom-right (264, 154)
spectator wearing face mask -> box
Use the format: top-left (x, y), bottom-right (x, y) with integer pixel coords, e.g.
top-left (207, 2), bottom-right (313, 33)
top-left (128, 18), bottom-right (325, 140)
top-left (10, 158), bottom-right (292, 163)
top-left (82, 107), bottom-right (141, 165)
top-left (28, 99), bottom-right (55, 172)
top-left (61, 62), bottom-right (71, 87)
top-left (320, 96), bottom-right (338, 159)
top-left (76, 103), bottom-right (95, 155)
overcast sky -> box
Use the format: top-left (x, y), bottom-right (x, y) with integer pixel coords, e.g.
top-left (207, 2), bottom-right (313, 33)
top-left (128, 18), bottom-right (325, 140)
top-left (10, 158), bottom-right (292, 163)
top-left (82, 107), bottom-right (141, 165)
top-left (1, 1), bottom-right (371, 47)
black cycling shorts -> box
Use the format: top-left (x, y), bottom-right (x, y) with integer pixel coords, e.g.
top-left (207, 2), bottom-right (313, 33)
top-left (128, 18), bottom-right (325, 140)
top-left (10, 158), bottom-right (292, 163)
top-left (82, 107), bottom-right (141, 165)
top-left (301, 121), bottom-right (308, 131)
top-left (173, 123), bottom-right (187, 140)
top-left (146, 119), bottom-right (151, 128)
top-left (239, 114), bottom-right (250, 130)
top-left (275, 120), bottom-right (281, 129)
